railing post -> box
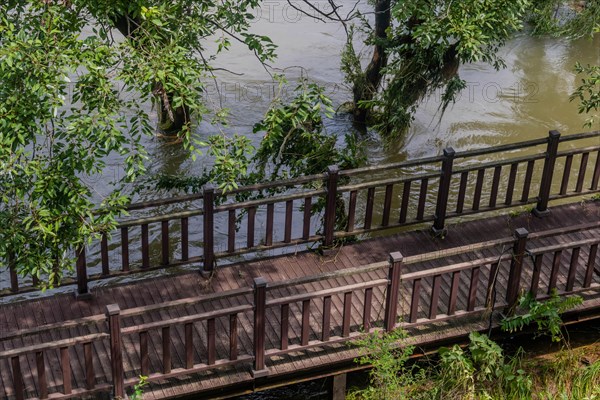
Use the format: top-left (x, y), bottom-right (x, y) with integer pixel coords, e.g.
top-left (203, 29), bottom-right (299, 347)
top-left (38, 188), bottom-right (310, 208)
top-left (323, 165), bottom-right (340, 247)
top-left (432, 147), bottom-right (455, 237)
top-left (202, 184), bottom-right (215, 275)
top-left (75, 246), bottom-right (91, 300)
top-left (533, 130), bottom-right (561, 217)
top-left (506, 228), bottom-right (529, 311)
top-left (252, 277), bottom-right (269, 378)
top-left (106, 304), bottom-right (124, 399)
top-left (384, 252), bottom-right (403, 332)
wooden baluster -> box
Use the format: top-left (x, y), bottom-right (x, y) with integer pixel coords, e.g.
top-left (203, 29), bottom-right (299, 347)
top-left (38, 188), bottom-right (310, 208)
top-left (101, 233), bottom-right (109, 276)
top-left (384, 252), bottom-right (403, 331)
top-left (534, 130), bottom-right (561, 217)
top-left (141, 224), bottom-right (150, 269)
top-left (181, 217), bottom-right (189, 262)
top-left (265, 203), bottom-right (274, 246)
top-left (323, 165), bottom-right (340, 246)
top-left (381, 184), bottom-right (394, 227)
top-left (9, 250), bottom-right (18, 293)
top-left (559, 154), bottom-right (573, 195)
top-left (505, 163), bottom-right (518, 205)
top-left (140, 331), bottom-right (149, 376)
top-left (432, 147), bottom-right (455, 235)
top-left (162, 326), bottom-right (171, 373)
top-left (530, 255), bottom-right (543, 296)
top-left (363, 288), bottom-right (373, 333)
top-left (121, 226), bottom-right (129, 272)
top-left (575, 153), bottom-right (589, 193)
top-left (301, 299), bottom-right (310, 346)
top-left (566, 248), bottom-right (580, 292)
top-left (548, 250), bottom-right (562, 294)
top-left (342, 292), bottom-right (352, 337)
top-left (303, 197), bottom-right (312, 240)
top-left (185, 323), bottom-right (194, 368)
top-left (489, 166), bottom-right (502, 208)
top-left (467, 267), bottom-right (480, 311)
top-left (591, 150), bottom-right (600, 190)
top-left (364, 187), bottom-right (375, 230)
top-left (228, 209), bottom-right (236, 253)
top-left (84, 342), bottom-right (95, 390)
top-left (399, 181), bottom-right (411, 223)
top-left (161, 220), bottom-right (169, 265)
top-left (472, 169), bottom-right (485, 211)
top-left (429, 275), bottom-right (442, 319)
top-left (456, 171), bottom-right (468, 214)
top-left (280, 304), bottom-right (289, 350)
top-left (322, 296), bottom-right (331, 341)
top-left (506, 228), bottom-right (529, 310)
top-left (416, 178), bottom-right (428, 220)
top-left (584, 244), bottom-right (598, 288)
top-left (106, 304), bottom-right (124, 399)
top-left (36, 351), bottom-right (48, 399)
top-left (207, 319), bottom-right (216, 365)
top-left (448, 271), bottom-right (461, 315)
top-left (409, 279), bottom-right (422, 323)
top-left (229, 315), bottom-right (238, 361)
top-left (247, 206), bottom-right (256, 249)
top-left (284, 200), bottom-right (293, 243)
top-left (60, 347), bottom-right (72, 395)
top-left (203, 184), bottom-right (215, 273)
top-left (521, 160), bottom-right (535, 203)
top-left (252, 277), bottom-right (268, 377)
top-left (347, 191), bottom-right (357, 232)
top-left (11, 356), bottom-right (24, 400)
top-left (76, 246), bottom-right (90, 299)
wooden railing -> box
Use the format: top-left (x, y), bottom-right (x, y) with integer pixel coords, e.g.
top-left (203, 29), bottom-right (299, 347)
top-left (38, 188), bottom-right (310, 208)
top-left (3, 222), bottom-right (598, 399)
top-left (3, 130), bottom-right (600, 297)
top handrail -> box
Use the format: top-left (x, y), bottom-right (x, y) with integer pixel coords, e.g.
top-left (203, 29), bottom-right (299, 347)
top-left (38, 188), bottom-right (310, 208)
top-left (116, 131), bottom-right (600, 213)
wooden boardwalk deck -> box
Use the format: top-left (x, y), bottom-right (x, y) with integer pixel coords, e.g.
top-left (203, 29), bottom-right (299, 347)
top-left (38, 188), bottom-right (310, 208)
top-left (1, 201), bottom-right (599, 400)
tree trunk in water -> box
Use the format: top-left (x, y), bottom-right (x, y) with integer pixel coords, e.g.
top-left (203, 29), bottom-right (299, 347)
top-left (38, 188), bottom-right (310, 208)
top-left (112, 14), bottom-right (188, 135)
top-left (353, 0), bottom-right (391, 125)
top-left (154, 83), bottom-right (190, 135)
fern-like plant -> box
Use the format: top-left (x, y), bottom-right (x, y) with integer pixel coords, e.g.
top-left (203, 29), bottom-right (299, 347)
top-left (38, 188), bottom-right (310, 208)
top-left (500, 290), bottom-right (583, 342)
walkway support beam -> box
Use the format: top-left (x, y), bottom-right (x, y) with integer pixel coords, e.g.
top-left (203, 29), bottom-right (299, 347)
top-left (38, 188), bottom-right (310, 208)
top-left (533, 130), bottom-right (561, 217)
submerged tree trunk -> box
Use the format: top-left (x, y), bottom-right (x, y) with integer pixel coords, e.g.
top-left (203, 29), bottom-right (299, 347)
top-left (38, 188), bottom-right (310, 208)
top-left (112, 14), bottom-right (188, 135)
top-left (352, 0), bottom-right (391, 125)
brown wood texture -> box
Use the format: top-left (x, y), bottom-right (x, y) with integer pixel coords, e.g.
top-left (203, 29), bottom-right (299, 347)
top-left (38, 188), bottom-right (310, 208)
top-left (0, 202), bottom-right (599, 400)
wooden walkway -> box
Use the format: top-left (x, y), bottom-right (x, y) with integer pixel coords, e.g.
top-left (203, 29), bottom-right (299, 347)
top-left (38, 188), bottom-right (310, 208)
top-left (1, 201), bottom-right (600, 400)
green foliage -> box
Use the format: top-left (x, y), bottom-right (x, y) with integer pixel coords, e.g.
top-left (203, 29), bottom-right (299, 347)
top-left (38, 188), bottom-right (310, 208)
top-left (351, 331), bottom-right (535, 400)
top-left (348, 329), bottom-right (425, 400)
top-left (345, 0), bottom-right (530, 139)
top-left (571, 62), bottom-right (600, 128)
top-left (129, 375), bottom-right (148, 400)
top-left (0, 0), bottom-right (274, 286)
top-left (253, 78), bottom-right (363, 179)
top-left (500, 290), bottom-right (583, 342)
top-left (429, 333), bottom-right (533, 399)
top-left (528, 0), bottom-right (600, 37)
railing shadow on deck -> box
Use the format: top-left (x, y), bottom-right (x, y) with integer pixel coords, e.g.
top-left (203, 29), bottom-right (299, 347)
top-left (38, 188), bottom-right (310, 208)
top-left (2, 221), bottom-right (599, 399)
top-left (3, 130), bottom-right (600, 298)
